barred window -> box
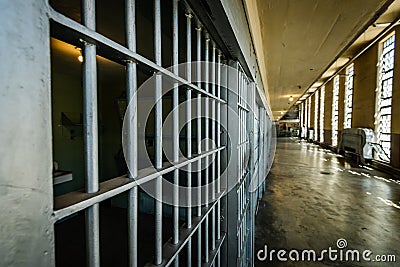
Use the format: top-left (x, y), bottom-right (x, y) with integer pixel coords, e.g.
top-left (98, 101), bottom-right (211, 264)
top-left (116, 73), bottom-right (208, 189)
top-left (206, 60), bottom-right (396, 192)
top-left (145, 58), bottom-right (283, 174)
top-left (375, 34), bottom-right (395, 161)
top-left (344, 64), bottom-right (354, 129)
top-left (332, 76), bottom-right (340, 147)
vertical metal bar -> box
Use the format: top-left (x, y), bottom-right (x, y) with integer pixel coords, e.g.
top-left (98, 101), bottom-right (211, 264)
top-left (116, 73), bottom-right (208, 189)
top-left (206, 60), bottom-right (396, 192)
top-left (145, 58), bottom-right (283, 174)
top-left (82, 0), bottom-right (99, 266)
top-left (204, 32), bottom-right (210, 263)
top-left (126, 1), bottom-right (138, 266)
top-left (85, 205), bottom-right (99, 267)
top-left (195, 24), bottom-right (202, 267)
top-left (186, 11), bottom-right (193, 267)
top-left (239, 73), bottom-right (242, 182)
top-left (240, 73), bottom-right (243, 181)
top-left (172, 1), bottom-right (179, 266)
top-left (211, 43), bottom-right (216, 251)
top-left (154, 0), bottom-right (163, 265)
top-left (82, 4), bottom-right (97, 193)
top-left (127, 185), bottom-right (138, 267)
top-left (186, 12), bottom-right (193, 229)
top-left (217, 52), bottom-right (221, 241)
top-left (196, 25), bottom-right (202, 218)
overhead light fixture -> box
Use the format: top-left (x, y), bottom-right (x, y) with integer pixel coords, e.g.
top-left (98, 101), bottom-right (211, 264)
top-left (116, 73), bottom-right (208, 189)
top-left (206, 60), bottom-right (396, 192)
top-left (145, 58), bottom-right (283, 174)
top-left (280, 111), bottom-right (284, 115)
top-left (313, 82), bottom-right (323, 87)
top-left (289, 96), bottom-right (294, 101)
top-left (75, 47), bottom-right (83, 62)
top-left (373, 22), bottom-right (391, 27)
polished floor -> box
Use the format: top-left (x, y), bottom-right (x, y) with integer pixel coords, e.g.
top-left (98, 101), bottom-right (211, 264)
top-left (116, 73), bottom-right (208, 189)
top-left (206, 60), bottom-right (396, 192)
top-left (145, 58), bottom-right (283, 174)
top-left (255, 137), bottom-right (400, 267)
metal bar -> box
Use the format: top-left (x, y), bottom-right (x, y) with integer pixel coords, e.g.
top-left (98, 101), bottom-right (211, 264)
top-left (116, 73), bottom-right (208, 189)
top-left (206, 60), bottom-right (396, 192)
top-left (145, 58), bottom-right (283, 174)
top-left (239, 73), bottom-right (242, 181)
top-left (85, 204), bottom-right (99, 267)
top-left (195, 23), bottom-right (202, 267)
top-left (82, 0), bottom-right (95, 30)
top-left (154, 0), bottom-right (163, 264)
top-left (202, 233), bottom-right (226, 267)
top-left (186, 12), bottom-right (193, 229)
top-left (196, 25), bottom-right (202, 217)
top-left (126, 1), bottom-right (138, 266)
top-left (237, 102), bottom-right (249, 112)
top-left (128, 187), bottom-right (138, 267)
top-left (82, 1), bottom-right (98, 195)
top-left (186, 11), bottom-right (193, 267)
top-left (53, 147), bottom-right (226, 222)
top-left (211, 43), bottom-right (216, 251)
top-left (216, 52), bottom-right (221, 241)
top-left (144, 192), bottom-right (226, 267)
top-left (204, 32), bottom-right (210, 263)
top-left (172, 0), bottom-right (180, 254)
top-left (82, 0), bottom-right (99, 266)
top-left (48, 8), bottom-right (226, 104)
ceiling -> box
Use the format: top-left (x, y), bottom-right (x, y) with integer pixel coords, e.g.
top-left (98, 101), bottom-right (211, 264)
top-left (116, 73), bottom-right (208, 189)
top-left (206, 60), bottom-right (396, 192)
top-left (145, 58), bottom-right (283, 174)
top-left (51, 0), bottom-right (400, 121)
top-left (244, 0), bottom-right (398, 120)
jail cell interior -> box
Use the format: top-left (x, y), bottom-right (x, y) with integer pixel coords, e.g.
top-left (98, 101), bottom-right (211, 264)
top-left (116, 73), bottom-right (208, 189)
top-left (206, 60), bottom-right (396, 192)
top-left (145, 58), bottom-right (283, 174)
top-left (49, 0), bottom-right (272, 266)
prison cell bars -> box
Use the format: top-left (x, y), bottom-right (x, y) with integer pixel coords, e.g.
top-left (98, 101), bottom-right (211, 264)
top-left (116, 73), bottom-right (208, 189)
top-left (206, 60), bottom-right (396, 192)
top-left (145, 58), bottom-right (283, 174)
top-left (204, 31), bottom-right (210, 264)
top-left (185, 10), bottom-right (193, 267)
top-left (249, 82), bottom-right (258, 267)
top-left (195, 21), bottom-right (202, 267)
top-left (216, 51), bottom-right (222, 266)
top-left (126, 0), bottom-right (139, 267)
top-left (172, 1), bottom-right (180, 267)
top-left (237, 65), bottom-right (250, 266)
top-left (48, 0), bottom-right (241, 266)
top-left (154, 0), bottom-right (163, 265)
top-left (211, 41), bottom-right (216, 255)
top-left (82, 0), bottom-right (100, 266)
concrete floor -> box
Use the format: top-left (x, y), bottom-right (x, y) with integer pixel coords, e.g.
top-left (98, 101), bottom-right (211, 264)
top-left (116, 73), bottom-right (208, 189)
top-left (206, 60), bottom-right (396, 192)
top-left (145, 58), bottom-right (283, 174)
top-left (255, 138), bottom-right (400, 267)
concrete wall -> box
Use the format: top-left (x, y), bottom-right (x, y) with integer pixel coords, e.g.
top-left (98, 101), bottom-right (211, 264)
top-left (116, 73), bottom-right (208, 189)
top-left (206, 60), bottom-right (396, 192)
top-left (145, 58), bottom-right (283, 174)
top-left (220, 0), bottom-right (272, 114)
top-left (220, 0), bottom-right (258, 79)
top-left (352, 44), bottom-right (378, 130)
top-left (310, 94), bottom-right (315, 132)
top-left (324, 80), bottom-right (333, 145)
top-left (320, 43), bottom-right (377, 149)
top-left (313, 92), bottom-right (319, 139)
top-left (338, 73), bottom-right (346, 145)
top-left (0, 0), bottom-right (54, 266)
